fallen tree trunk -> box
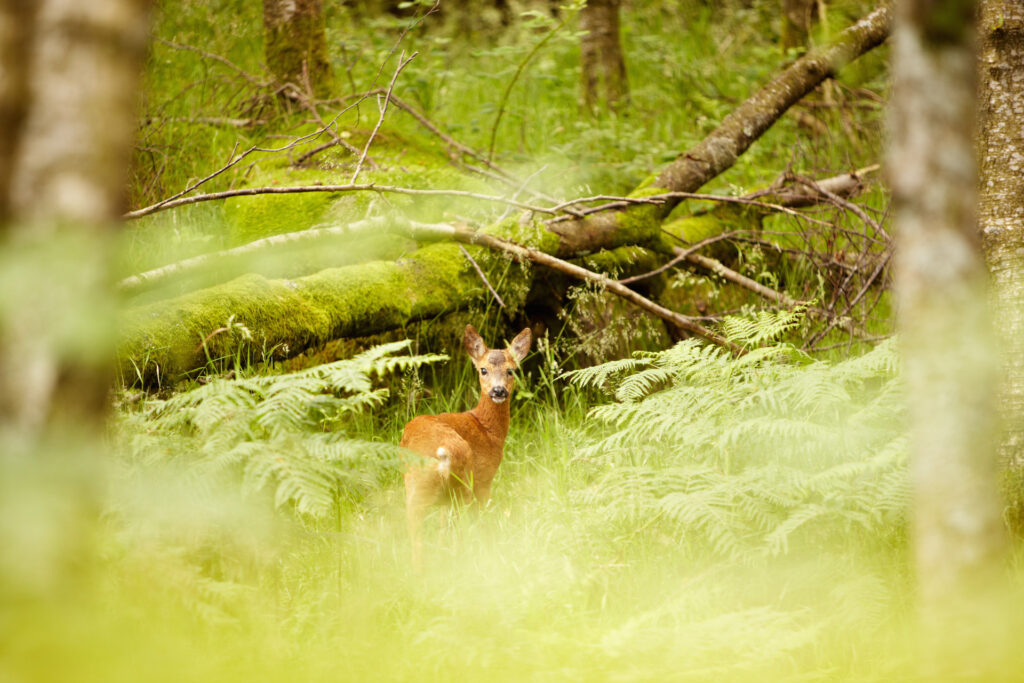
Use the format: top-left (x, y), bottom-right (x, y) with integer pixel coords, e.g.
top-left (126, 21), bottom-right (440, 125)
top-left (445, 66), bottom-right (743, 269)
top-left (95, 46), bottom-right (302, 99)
top-left (547, 3), bottom-right (892, 252)
top-left (119, 218), bottom-right (672, 383)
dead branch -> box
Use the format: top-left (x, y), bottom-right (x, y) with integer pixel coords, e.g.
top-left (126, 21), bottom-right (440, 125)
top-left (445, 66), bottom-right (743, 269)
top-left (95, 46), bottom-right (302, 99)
top-left (122, 182), bottom-right (558, 220)
top-left (435, 227), bottom-right (745, 355)
top-left (681, 249), bottom-right (870, 339)
top-left (352, 51), bottom-right (417, 183)
top-left (458, 245), bottom-right (506, 309)
top-left (292, 67), bottom-right (374, 169)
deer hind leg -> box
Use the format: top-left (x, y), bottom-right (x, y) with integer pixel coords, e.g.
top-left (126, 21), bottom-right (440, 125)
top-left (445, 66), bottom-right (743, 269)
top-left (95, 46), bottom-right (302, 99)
top-left (403, 438), bottom-right (472, 568)
top-left (473, 479), bottom-right (493, 508)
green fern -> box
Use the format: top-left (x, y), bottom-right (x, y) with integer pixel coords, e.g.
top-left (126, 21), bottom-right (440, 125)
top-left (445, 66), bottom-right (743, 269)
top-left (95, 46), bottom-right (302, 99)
top-left (568, 314), bottom-right (907, 559)
top-left (121, 340), bottom-right (447, 519)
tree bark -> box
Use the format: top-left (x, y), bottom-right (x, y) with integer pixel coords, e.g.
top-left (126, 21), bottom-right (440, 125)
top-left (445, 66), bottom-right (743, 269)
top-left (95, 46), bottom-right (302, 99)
top-left (263, 0), bottom-right (333, 98)
top-left (780, 0), bottom-right (816, 50)
top-left (0, 0), bottom-right (149, 435)
top-left (891, 0), bottom-right (1007, 671)
top-left (0, 0), bottom-right (34, 223)
top-left (979, 2), bottom-right (1024, 506)
top-left (580, 0), bottom-right (629, 112)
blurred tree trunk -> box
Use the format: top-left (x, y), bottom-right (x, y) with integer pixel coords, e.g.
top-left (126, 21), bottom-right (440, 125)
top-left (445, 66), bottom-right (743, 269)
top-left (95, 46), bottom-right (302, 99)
top-left (0, 0), bottom-right (34, 222)
top-left (891, 0), bottom-right (1008, 671)
top-left (263, 0), bottom-right (334, 98)
top-left (580, 0), bottom-right (628, 112)
top-left (780, 0), bottom-right (816, 50)
top-left (0, 0), bottom-right (149, 437)
top-left (979, 0), bottom-right (1024, 520)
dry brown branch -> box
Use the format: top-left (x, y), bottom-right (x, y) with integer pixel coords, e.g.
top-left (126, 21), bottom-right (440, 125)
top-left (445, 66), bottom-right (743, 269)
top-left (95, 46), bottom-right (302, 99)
top-left (432, 227), bottom-right (745, 355)
top-left (679, 249), bottom-right (871, 339)
top-left (351, 51), bottom-right (417, 183)
top-left (618, 232), bottom-right (740, 285)
top-left (123, 182), bottom-right (556, 220)
top-left (458, 245), bottom-right (506, 309)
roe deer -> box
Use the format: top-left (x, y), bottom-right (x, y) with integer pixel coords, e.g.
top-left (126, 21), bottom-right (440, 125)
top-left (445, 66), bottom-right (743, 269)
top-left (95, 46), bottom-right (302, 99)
top-left (401, 324), bottom-right (532, 564)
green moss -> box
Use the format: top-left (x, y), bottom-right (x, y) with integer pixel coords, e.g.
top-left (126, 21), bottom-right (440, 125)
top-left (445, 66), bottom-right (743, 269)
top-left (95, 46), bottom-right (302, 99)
top-left (225, 192), bottom-right (336, 245)
top-left (662, 204), bottom-right (762, 244)
top-left (577, 245), bottom-right (660, 277)
top-left (119, 242), bottom-right (488, 386)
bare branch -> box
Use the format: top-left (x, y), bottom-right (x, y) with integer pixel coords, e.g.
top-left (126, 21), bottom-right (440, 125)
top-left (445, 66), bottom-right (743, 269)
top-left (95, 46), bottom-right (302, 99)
top-left (458, 245), bottom-right (506, 309)
top-left (122, 182), bottom-right (556, 220)
top-left (351, 51), bottom-right (417, 183)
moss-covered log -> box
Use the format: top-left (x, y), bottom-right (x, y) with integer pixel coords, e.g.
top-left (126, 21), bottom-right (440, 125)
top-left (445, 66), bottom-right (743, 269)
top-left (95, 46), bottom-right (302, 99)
top-left (121, 241), bottom-right (482, 384)
top-left (119, 218), bottom-right (667, 384)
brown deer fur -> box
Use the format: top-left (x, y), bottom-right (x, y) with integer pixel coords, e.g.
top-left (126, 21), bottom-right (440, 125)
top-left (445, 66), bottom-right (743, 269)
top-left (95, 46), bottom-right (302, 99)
top-left (401, 324), bottom-right (531, 564)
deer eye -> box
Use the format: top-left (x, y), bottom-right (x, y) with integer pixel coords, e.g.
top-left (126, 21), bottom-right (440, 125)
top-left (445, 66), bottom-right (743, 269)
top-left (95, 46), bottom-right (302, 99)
top-left (480, 368), bottom-right (487, 375)
top-left (506, 369), bottom-right (513, 376)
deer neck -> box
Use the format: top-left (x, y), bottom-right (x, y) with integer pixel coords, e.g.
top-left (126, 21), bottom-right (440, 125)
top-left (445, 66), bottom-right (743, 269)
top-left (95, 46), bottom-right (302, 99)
top-left (470, 394), bottom-right (511, 445)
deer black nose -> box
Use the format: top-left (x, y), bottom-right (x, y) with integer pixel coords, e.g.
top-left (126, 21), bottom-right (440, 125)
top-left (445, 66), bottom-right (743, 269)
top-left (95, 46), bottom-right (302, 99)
top-left (489, 386), bottom-right (508, 400)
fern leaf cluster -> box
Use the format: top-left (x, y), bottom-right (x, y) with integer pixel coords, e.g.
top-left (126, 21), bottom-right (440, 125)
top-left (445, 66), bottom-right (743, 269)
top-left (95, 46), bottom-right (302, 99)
top-left (568, 315), bottom-right (906, 559)
top-left (121, 341), bottom-right (447, 519)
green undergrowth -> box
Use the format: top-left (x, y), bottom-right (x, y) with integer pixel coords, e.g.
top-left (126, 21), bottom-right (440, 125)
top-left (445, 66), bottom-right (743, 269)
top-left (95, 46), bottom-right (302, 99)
top-left (17, 313), bottom-right (1022, 682)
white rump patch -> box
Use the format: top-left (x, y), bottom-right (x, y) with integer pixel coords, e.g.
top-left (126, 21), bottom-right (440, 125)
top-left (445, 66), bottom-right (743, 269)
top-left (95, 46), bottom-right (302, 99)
top-left (436, 447), bottom-right (451, 476)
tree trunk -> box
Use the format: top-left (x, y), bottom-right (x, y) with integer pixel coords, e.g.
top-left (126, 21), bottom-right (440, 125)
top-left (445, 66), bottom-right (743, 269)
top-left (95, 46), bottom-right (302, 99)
top-left (263, 0), bottom-right (333, 98)
top-left (978, 1), bottom-right (1024, 521)
top-left (891, 0), bottom-right (1008, 672)
top-left (780, 0), bottom-right (816, 50)
top-left (580, 0), bottom-right (628, 112)
top-left (0, 0), bottom-right (149, 436)
top-left (0, 0), bottom-right (34, 222)
top-left (0, 0), bottom-right (148, 601)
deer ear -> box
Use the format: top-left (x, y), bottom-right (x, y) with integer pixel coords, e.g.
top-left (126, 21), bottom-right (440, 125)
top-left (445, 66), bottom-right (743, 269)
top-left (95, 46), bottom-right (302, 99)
top-left (509, 327), bottom-right (532, 363)
top-left (464, 325), bottom-right (487, 361)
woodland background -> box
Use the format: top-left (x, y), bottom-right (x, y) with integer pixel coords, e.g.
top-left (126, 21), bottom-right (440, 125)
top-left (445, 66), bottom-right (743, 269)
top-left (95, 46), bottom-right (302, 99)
top-left (1, 0), bottom-right (1023, 680)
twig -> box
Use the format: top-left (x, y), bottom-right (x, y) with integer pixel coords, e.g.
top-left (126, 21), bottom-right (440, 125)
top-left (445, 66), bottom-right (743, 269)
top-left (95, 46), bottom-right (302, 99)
top-left (458, 245), bottom-right (505, 309)
top-left (804, 247), bottom-right (892, 348)
top-left (618, 232), bottom-right (739, 285)
top-left (291, 66), bottom-right (373, 168)
top-left (545, 190), bottom-right (834, 227)
top-left (681, 249), bottom-right (871, 339)
top-left (790, 173), bottom-right (889, 240)
top-left (498, 164), bottom-right (548, 221)
top-left (123, 182), bottom-right (557, 220)
top-left (351, 51), bottom-right (417, 183)
top-left (134, 99), bottom-right (378, 217)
